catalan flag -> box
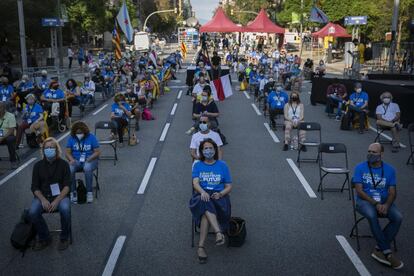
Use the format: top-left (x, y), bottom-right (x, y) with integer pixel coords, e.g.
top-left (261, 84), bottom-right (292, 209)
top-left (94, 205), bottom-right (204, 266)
top-left (180, 42), bottom-right (187, 59)
top-left (112, 20), bottom-right (122, 61)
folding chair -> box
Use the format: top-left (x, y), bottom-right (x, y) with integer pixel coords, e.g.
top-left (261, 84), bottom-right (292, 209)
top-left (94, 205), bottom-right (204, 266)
top-left (374, 123), bottom-right (393, 145)
top-left (406, 123), bottom-right (414, 166)
top-left (297, 122), bottom-right (321, 167)
top-left (317, 143), bottom-right (350, 200)
top-left (94, 121), bottom-right (118, 165)
top-left (349, 181), bottom-right (397, 251)
top-left (75, 166), bottom-right (100, 198)
top-left (44, 207), bottom-right (73, 244)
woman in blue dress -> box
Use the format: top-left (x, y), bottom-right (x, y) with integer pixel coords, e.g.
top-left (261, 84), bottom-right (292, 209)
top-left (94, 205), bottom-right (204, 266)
top-left (189, 138), bottom-right (232, 264)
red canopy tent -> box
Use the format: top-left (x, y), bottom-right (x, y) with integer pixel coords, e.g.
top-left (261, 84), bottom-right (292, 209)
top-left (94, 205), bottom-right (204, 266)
top-left (243, 9), bottom-right (284, 34)
top-left (312, 22), bottom-right (351, 38)
top-left (199, 7), bottom-right (242, 33)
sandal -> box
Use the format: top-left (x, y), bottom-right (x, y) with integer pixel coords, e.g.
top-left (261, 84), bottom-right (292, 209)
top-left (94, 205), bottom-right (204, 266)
top-left (215, 232), bottom-right (225, 246)
top-left (197, 246), bottom-right (207, 264)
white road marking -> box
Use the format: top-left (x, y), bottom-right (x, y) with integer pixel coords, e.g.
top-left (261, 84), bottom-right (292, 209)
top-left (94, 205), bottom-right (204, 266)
top-left (137, 157), bottom-right (157, 194)
top-left (243, 91), bottom-right (251, 99)
top-left (0, 157), bottom-right (37, 187)
top-left (159, 123), bottom-right (171, 142)
top-left (57, 131), bottom-right (70, 142)
top-left (171, 79), bottom-right (181, 83)
top-left (231, 79), bottom-right (239, 83)
top-left (368, 126), bottom-right (406, 148)
top-left (264, 123), bottom-right (280, 143)
top-left (102, 235), bottom-right (127, 276)
top-left (336, 235), bottom-right (371, 276)
top-left (170, 103), bottom-right (178, 116)
top-left (286, 158), bottom-right (317, 198)
top-left (93, 104), bottom-right (108, 116)
top-left (177, 90), bottom-right (183, 100)
top-left (251, 103), bottom-right (262, 116)
top-left (168, 85), bottom-right (187, 89)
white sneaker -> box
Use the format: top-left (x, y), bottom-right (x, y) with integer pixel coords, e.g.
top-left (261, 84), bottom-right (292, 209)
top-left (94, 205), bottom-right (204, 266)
top-left (87, 192), bottom-right (93, 203)
top-left (70, 192), bottom-right (77, 204)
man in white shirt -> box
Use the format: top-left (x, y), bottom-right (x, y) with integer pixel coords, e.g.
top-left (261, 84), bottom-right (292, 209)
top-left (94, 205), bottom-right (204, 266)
top-left (376, 92), bottom-right (402, 152)
top-left (190, 116), bottom-right (223, 161)
top-left (68, 47), bottom-right (74, 69)
top-left (192, 76), bottom-right (207, 98)
top-left (80, 74), bottom-right (96, 112)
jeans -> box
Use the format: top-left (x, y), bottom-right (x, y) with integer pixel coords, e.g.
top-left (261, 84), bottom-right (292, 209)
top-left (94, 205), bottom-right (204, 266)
top-left (269, 108), bottom-right (284, 127)
top-left (28, 197), bottom-right (71, 241)
top-left (70, 159), bottom-right (98, 193)
top-left (356, 200), bottom-right (402, 253)
top-left (80, 94), bottom-right (93, 107)
top-left (348, 105), bottom-right (367, 131)
top-left (111, 117), bottom-right (128, 143)
top-left (327, 95), bottom-right (344, 117)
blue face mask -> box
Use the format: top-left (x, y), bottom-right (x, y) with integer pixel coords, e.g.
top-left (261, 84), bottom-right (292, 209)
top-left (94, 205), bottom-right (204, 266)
top-left (203, 148), bottom-right (215, 159)
top-left (44, 148), bottom-right (56, 159)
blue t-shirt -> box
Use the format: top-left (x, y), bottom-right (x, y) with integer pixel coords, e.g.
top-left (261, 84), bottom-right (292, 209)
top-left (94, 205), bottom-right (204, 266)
top-left (37, 78), bottom-right (50, 90)
top-left (249, 71), bottom-right (259, 84)
top-left (24, 103), bottom-right (43, 123)
top-left (353, 161), bottom-right (396, 203)
top-left (43, 88), bottom-right (65, 99)
top-left (18, 81), bottom-right (34, 92)
top-left (0, 84), bottom-right (14, 101)
top-left (350, 92), bottom-right (369, 108)
top-left (192, 160), bottom-right (232, 192)
top-left (66, 133), bottom-right (100, 160)
top-left (268, 91), bottom-right (289, 110)
top-left (111, 102), bottom-right (131, 119)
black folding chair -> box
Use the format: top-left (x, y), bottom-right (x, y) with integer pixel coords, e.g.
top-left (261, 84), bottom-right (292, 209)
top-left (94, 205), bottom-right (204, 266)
top-left (94, 121), bottom-right (118, 165)
top-left (317, 143), bottom-right (351, 200)
top-left (406, 123), bottom-right (414, 167)
top-left (349, 181), bottom-right (397, 251)
top-left (75, 166), bottom-right (100, 198)
top-left (374, 123), bottom-right (393, 145)
top-left (297, 122), bottom-right (321, 166)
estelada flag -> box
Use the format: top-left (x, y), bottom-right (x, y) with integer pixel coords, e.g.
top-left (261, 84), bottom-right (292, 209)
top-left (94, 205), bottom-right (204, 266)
top-left (181, 42), bottom-right (187, 58)
top-left (112, 21), bottom-right (122, 61)
top-left (210, 74), bottom-right (233, 101)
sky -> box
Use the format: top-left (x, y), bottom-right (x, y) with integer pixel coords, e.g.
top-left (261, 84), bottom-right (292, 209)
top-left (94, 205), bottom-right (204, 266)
top-left (190, 0), bottom-right (220, 24)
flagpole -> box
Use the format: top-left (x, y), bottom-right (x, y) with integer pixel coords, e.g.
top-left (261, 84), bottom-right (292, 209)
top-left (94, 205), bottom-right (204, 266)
top-left (299, 0), bottom-right (304, 60)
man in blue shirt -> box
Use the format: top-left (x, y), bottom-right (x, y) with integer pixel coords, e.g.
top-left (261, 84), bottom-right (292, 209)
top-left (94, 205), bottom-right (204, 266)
top-left (348, 82), bottom-right (369, 134)
top-left (102, 66), bottom-right (114, 98)
top-left (249, 66), bottom-right (259, 96)
top-left (267, 83), bottom-right (289, 130)
top-left (353, 143), bottom-right (403, 269)
top-left (66, 121), bottom-right (100, 203)
top-left (16, 74), bottom-right (35, 111)
top-left (36, 70), bottom-right (50, 98)
top-left (0, 77), bottom-right (15, 108)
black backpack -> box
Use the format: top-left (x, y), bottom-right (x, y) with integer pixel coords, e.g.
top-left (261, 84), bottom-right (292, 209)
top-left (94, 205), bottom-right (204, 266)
top-left (76, 179), bottom-right (87, 204)
top-left (10, 209), bottom-right (36, 255)
top-left (227, 217), bottom-right (246, 247)
top-left (340, 113), bottom-right (351, 130)
top-left (26, 133), bottom-right (39, 148)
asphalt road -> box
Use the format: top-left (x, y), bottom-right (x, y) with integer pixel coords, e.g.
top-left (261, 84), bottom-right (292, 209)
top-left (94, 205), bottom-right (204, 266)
top-left (0, 55), bottom-right (413, 276)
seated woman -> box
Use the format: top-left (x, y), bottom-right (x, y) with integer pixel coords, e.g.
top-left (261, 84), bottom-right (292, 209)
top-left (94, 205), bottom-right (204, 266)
top-left (110, 93), bottom-right (132, 147)
top-left (189, 139), bottom-right (232, 264)
top-left (124, 84), bottom-right (141, 131)
top-left (193, 85), bottom-right (219, 130)
top-left (16, 93), bottom-right (45, 147)
top-left (65, 78), bottom-right (81, 117)
top-left (40, 81), bottom-right (65, 120)
top-left (315, 60), bottom-right (326, 77)
top-left (65, 121), bottom-right (100, 203)
top-left (283, 92), bottom-right (306, 151)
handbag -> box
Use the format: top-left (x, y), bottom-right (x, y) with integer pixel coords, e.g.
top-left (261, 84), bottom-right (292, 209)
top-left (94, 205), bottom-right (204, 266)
top-left (227, 217), bottom-right (246, 247)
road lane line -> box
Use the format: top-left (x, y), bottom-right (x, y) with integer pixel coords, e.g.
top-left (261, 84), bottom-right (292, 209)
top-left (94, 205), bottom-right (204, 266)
top-left (170, 103), bottom-right (178, 116)
top-left (93, 104), bottom-right (108, 116)
top-left (264, 123), bottom-right (280, 143)
top-left (251, 103), bottom-right (262, 116)
top-left (57, 131), bottom-right (70, 142)
top-left (243, 91), bottom-right (251, 99)
top-left (102, 235), bottom-right (127, 276)
top-left (159, 123), bottom-right (171, 142)
top-left (0, 157), bottom-right (37, 187)
top-left (177, 90), bottom-right (183, 99)
top-left (336, 235), bottom-right (371, 276)
top-left (286, 158), bottom-right (317, 198)
top-left (137, 157), bottom-right (157, 194)
top-left (171, 79), bottom-right (181, 83)
top-left (368, 126), bottom-right (406, 148)
top-left (169, 85), bottom-right (187, 89)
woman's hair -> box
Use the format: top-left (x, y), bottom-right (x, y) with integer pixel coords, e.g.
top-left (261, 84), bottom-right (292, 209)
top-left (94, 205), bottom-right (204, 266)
top-left (198, 138), bottom-right (219, 161)
top-left (65, 78), bottom-right (77, 89)
top-left (380, 91), bottom-right (393, 100)
top-left (70, 121), bottom-right (90, 137)
top-left (289, 92), bottom-right (301, 104)
top-left (202, 84), bottom-right (211, 94)
top-left (41, 137), bottom-right (62, 159)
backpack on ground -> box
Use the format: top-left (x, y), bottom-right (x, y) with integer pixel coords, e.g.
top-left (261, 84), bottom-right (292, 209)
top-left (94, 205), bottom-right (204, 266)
top-left (26, 133), bottom-right (39, 148)
top-left (10, 209), bottom-right (36, 255)
top-left (340, 113), bottom-right (351, 130)
top-left (227, 217), bottom-right (246, 247)
top-left (76, 179), bottom-right (87, 204)
top-left (142, 108), bottom-right (154, 120)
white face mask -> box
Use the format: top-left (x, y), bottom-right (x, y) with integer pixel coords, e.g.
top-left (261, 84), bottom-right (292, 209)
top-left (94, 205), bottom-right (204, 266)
top-left (356, 88), bottom-right (362, 93)
top-left (383, 98), bottom-right (391, 104)
top-left (76, 134), bottom-right (84, 140)
top-left (199, 123), bottom-right (209, 132)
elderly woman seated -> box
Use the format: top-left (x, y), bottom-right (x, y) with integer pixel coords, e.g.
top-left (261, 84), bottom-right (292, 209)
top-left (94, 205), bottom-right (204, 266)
top-left (189, 139), bottom-right (232, 264)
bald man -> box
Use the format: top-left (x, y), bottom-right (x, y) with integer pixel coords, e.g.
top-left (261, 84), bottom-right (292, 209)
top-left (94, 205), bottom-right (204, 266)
top-left (353, 143), bottom-right (403, 269)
